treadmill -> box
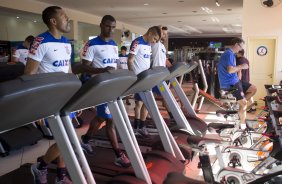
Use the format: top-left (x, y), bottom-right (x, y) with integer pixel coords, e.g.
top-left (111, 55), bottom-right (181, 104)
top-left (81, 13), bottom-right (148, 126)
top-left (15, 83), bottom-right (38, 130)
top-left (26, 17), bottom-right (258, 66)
top-left (92, 62), bottom-right (233, 160)
top-left (60, 67), bottom-right (191, 184)
top-left (0, 69), bottom-right (206, 184)
top-left (0, 72), bottom-right (82, 183)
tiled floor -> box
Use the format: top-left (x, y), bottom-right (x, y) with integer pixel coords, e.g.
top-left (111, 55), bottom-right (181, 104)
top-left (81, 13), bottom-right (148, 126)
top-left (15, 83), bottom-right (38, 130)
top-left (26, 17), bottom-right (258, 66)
top-left (0, 85), bottom-right (259, 183)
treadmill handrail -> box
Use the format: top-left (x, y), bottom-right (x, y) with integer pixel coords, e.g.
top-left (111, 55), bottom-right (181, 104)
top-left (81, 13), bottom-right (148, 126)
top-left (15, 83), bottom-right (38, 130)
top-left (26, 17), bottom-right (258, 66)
top-left (61, 69), bottom-right (137, 114)
top-left (0, 72), bottom-right (81, 132)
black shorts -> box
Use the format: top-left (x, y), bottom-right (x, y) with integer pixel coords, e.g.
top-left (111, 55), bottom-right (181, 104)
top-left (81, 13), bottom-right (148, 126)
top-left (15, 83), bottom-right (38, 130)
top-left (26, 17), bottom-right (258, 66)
top-left (223, 81), bottom-right (252, 101)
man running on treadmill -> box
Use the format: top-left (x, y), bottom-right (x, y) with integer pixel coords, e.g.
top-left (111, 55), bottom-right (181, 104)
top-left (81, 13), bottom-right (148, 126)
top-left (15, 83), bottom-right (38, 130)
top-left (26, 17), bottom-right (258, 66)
top-left (12, 35), bottom-right (34, 65)
top-left (127, 26), bottom-right (161, 136)
top-left (79, 15), bottom-right (131, 168)
top-left (217, 37), bottom-right (257, 128)
top-left (26, 6), bottom-right (73, 184)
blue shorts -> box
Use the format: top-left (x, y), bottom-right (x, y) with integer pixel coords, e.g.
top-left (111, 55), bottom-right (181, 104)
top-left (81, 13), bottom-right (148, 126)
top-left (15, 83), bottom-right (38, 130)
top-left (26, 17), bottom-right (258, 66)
top-left (152, 86), bottom-right (161, 95)
top-left (223, 81), bottom-right (252, 101)
top-left (96, 103), bottom-right (112, 119)
top-left (134, 93), bottom-right (142, 101)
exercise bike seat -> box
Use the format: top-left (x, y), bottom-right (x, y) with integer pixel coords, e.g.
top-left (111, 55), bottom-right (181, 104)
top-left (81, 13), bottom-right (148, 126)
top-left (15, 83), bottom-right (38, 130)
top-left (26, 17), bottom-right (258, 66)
top-left (207, 123), bottom-right (235, 133)
top-left (216, 109), bottom-right (238, 117)
top-left (277, 96), bottom-right (282, 105)
top-left (277, 89), bottom-right (282, 95)
top-left (186, 135), bottom-right (221, 148)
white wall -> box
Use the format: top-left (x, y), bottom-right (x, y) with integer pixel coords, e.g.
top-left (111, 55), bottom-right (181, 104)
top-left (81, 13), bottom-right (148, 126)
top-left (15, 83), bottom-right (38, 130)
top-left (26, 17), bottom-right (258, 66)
top-left (0, 0), bottom-right (146, 37)
top-left (242, 0), bottom-right (282, 83)
top-left (0, 15), bottom-right (46, 41)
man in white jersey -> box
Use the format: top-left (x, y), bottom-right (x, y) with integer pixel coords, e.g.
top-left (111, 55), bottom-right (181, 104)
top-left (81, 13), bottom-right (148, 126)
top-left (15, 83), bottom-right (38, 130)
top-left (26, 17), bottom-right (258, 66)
top-left (80, 15), bottom-right (131, 168)
top-left (151, 26), bottom-right (171, 68)
top-left (117, 46), bottom-right (128, 69)
top-left (26, 6), bottom-right (73, 184)
top-left (12, 35), bottom-right (34, 65)
top-left (127, 26), bottom-right (161, 137)
top-left (151, 26), bottom-right (174, 120)
top-left (117, 46), bottom-right (131, 105)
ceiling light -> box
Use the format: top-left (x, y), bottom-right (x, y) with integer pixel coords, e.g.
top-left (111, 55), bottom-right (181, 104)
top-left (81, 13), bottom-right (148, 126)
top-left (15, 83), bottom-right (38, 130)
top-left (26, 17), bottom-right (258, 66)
top-left (215, 0), bottom-right (220, 7)
top-left (210, 17), bottom-right (220, 23)
top-left (143, 3), bottom-right (149, 6)
top-left (232, 24), bottom-right (242, 27)
top-left (33, 20), bottom-right (37, 23)
top-left (201, 7), bottom-right (213, 14)
top-left (16, 16), bottom-right (20, 19)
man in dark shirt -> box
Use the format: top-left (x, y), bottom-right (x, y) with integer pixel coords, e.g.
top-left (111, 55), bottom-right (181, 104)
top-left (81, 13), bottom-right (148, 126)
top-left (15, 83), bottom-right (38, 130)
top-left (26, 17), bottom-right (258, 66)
top-left (236, 49), bottom-right (256, 112)
top-left (236, 49), bottom-right (249, 82)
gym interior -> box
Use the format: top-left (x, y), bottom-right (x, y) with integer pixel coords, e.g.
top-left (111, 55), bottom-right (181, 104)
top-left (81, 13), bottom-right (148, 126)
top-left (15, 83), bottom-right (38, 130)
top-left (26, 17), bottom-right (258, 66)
top-left (1, 0), bottom-right (282, 184)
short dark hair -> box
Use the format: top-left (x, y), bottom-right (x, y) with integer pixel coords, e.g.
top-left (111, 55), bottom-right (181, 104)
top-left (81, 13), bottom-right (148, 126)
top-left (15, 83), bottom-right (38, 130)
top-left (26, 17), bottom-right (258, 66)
top-left (25, 35), bottom-right (34, 42)
top-left (162, 26), bottom-right (168, 31)
top-left (42, 6), bottom-right (62, 26)
top-left (121, 46), bottom-right (127, 51)
top-left (101, 15), bottom-right (116, 24)
top-left (148, 26), bottom-right (161, 39)
top-left (238, 49), bottom-right (245, 56)
top-left (231, 37), bottom-right (245, 46)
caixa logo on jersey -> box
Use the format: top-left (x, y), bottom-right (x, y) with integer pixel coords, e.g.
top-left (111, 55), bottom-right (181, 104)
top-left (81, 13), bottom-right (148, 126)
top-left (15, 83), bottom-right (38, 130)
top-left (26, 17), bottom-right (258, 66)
top-left (53, 60), bottom-right (69, 67)
top-left (102, 58), bottom-right (118, 64)
top-left (143, 54), bottom-right (150, 58)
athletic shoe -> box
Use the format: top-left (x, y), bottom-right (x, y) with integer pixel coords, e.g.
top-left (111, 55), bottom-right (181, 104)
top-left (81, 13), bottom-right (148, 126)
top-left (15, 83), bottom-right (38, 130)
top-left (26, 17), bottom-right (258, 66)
top-left (137, 126), bottom-right (149, 137)
top-left (30, 163), bottom-right (48, 184)
top-left (81, 142), bottom-right (94, 156)
top-left (55, 176), bottom-right (73, 184)
top-left (115, 152), bottom-right (131, 168)
top-left (81, 135), bottom-right (94, 156)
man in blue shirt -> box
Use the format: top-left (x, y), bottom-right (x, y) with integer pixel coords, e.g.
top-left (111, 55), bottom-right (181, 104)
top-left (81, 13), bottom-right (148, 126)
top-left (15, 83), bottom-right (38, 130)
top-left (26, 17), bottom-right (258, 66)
top-left (217, 37), bottom-right (257, 128)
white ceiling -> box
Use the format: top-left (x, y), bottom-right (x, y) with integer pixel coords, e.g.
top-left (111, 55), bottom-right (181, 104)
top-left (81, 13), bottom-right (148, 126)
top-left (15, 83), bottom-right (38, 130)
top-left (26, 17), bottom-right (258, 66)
top-left (36, 0), bottom-right (243, 38)
top-left (0, 0), bottom-right (243, 38)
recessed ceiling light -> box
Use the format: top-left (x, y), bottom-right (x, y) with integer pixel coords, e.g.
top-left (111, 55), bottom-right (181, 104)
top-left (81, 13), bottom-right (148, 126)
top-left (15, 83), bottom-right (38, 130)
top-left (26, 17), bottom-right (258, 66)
top-left (16, 16), bottom-right (20, 19)
top-left (33, 20), bottom-right (37, 23)
top-left (215, 0), bottom-right (220, 7)
top-left (144, 3), bottom-right (149, 6)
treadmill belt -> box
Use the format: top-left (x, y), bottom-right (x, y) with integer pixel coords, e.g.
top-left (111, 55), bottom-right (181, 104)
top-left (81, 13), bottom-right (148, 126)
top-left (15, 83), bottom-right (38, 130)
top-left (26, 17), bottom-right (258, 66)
top-left (0, 163), bottom-right (56, 184)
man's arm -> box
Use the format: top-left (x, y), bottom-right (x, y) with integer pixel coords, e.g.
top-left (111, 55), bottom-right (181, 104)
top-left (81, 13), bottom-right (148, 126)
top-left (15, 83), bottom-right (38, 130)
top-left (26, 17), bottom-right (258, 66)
top-left (166, 58), bottom-right (172, 68)
top-left (238, 70), bottom-right (242, 80)
top-left (11, 49), bottom-right (19, 62)
top-left (81, 59), bottom-right (109, 74)
top-left (11, 56), bottom-right (19, 62)
top-left (127, 53), bottom-right (135, 71)
top-left (24, 58), bottom-right (40, 74)
top-left (227, 64), bottom-right (248, 74)
top-left (68, 64), bottom-right (72, 73)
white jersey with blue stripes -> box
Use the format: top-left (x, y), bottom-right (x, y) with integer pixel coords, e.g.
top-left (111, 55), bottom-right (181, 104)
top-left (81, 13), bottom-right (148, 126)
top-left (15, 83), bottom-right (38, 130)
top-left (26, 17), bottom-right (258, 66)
top-left (129, 36), bottom-right (151, 75)
top-left (151, 42), bottom-right (167, 67)
top-left (28, 31), bottom-right (71, 74)
top-left (117, 53), bottom-right (128, 69)
top-left (13, 44), bottom-right (29, 65)
top-left (81, 36), bottom-right (118, 69)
